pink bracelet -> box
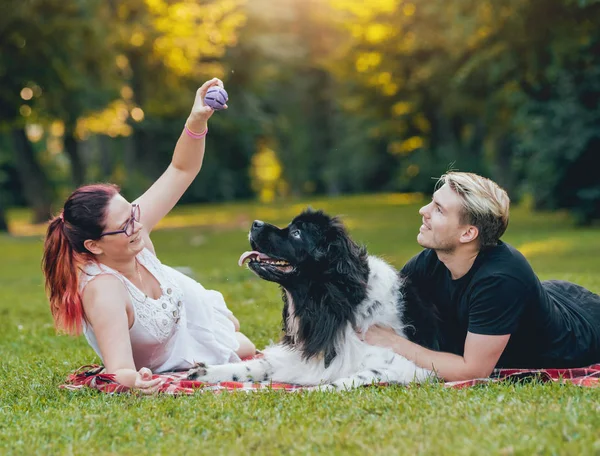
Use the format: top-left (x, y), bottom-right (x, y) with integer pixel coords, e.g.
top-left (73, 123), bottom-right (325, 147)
top-left (184, 123), bottom-right (208, 139)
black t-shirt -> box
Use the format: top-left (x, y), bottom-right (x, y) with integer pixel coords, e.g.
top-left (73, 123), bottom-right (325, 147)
top-left (401, 242), bottom-right (600, 368)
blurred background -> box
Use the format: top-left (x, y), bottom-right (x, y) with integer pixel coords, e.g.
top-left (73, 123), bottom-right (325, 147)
top-left (1, 0), bottom-right (599, 233)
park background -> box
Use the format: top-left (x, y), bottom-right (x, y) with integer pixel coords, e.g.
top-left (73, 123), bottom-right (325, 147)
top-left (1, 0), bottom-right (600, 228)
top-left (1, 0), bottom-right (599, 454)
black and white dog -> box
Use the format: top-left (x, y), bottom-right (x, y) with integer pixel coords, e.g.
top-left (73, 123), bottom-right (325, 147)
top-left (188, 209), bottom-right (441, 389)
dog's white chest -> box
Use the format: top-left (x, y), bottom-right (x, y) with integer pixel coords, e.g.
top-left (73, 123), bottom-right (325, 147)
top-left (354, 256), bottom-right (407, 336)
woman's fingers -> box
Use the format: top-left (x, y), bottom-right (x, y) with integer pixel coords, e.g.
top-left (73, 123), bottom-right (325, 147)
top-left (138, 367), bottom-right (153, 380)
top-left (196, 78), bottom-right (219, 96)
top-left (137, 377), bottom-right (161, 388)
top-left (135, 377), bottom-right (162, 394)
top-left (196, 78), bottom-right (223, 103)
top-left (141, 382), bottom-right (161, 395)
top-left (189, 77), bottom-right (225, 122)
top-left (135, 368), bottom-right (160, 389)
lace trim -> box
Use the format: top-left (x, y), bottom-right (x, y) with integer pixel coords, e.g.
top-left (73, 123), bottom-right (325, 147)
top-left (79, 249), bottom-right (185, 343)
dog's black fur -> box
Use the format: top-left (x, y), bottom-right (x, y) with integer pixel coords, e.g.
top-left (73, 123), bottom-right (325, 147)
top-left (246, 208), bottom-right (441, 366)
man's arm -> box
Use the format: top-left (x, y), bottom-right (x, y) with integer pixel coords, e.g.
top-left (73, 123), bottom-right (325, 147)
top-left (363, 326), bottom-right (510, 381)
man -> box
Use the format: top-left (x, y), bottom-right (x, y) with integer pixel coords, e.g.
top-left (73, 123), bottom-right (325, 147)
top-left (364, 172), bottom-right (600, 381)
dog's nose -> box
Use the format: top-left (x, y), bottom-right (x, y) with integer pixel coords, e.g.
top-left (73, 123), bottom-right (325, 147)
top-left (252, 220), bottom-right (264, 230)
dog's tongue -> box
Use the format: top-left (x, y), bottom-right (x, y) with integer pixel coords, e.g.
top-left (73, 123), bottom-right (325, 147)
top-left (238, 251), bottom-right (272, 267)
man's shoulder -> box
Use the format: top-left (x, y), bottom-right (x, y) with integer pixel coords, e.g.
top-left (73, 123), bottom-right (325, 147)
top-left (481, 241), bottom-right (530, 265)
top-left (401, 248), bottom-right (443, 279)
top-left (475, 241), bottom-right (537, 286)
top-left (406, 248), bottom-right (439, 267)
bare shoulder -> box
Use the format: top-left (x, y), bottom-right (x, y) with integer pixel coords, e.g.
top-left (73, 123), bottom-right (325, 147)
top-left (81, 274), bottom-right (129, 314)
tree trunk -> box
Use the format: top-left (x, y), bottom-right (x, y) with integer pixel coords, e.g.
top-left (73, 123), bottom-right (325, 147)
top-left (64, 125), bottom-right (85, 187)
top-left (133, 128), bottom-right (159, 177)
top-left (0, 201), bottom-right (8, 232)
top-left (11, 128), bottom-right (53, 223)
top-left (128, 50), bottom-right (163, 181)
top-left (98, 134), bottom-right (113, 179)
top-left (494, 135), bottom-right (516, 197)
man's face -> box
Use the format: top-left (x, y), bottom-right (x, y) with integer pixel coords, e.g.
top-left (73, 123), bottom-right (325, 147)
top-left (417, 184), bottom-right (467, 253)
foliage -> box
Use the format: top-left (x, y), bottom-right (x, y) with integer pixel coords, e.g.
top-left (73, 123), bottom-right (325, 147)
top-left (0, 0), bottom-right (599, 225)
top-left (325, 0), bottom-right (600, 217)
top-left (0, 0), bottom-right (118, 127)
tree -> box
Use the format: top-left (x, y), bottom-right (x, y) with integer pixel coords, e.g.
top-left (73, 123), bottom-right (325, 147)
top-left (103, 0), bottom-right (247, 195)
top-left (35, 0), bottom-right (119, 187)
top-left (0, 0), bottom-right (120, 220)
top-left (326, 0), bottom-right (600, 220)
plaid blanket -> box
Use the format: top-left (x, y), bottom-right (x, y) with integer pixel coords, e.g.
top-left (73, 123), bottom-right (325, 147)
top-left (60, 364), bottom-right (600, 395)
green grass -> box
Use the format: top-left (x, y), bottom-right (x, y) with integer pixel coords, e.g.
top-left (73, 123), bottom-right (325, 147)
top-left (1, 194), bottom-right (599, 455)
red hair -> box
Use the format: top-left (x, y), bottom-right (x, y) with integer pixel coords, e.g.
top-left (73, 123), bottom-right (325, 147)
top-left (42, 184), bottom-right (120, 335)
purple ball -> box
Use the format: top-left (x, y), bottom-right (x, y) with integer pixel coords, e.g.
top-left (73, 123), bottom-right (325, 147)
top-left (204, 86), bottom-right (228, 110)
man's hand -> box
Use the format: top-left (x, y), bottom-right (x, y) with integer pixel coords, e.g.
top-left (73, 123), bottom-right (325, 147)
top-left (360, 325), bottom-right (400, 348)
top-left (359, 324), bottom-right (510, 382)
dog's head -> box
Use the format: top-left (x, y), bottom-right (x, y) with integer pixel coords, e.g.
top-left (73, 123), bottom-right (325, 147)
top-left (239, 208), bottom-right (367, 285)
top-left (238, 208), bottom-right (370, 366)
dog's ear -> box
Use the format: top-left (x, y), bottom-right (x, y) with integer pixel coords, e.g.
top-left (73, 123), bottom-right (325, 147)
top-left (326, 218), bottom-right (368, 278)
top-left (295, 299), bottom-right (343, 367)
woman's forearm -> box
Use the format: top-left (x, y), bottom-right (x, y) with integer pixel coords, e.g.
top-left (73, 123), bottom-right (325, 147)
top-left (170, 116), bottom-right (208, 175)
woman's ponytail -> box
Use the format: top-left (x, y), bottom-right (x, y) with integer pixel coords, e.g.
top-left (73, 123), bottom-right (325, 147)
top-left (42, 214), bottom-right (85, 335)
top-left (41, 183), bottom-right (120, 335)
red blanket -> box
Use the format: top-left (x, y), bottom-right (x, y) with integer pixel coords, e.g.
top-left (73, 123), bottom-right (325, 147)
top-left (60, 364), bottom-right (600, 395)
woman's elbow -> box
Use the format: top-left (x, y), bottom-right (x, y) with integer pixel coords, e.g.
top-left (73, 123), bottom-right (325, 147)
top-left (228, 314), bottom-right (240, 331)
top-left (235, 332), bottom-right (256, 359)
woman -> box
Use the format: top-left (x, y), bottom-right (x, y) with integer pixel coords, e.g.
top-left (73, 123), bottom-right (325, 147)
top-left (42, 78), bottom-right (255, 394)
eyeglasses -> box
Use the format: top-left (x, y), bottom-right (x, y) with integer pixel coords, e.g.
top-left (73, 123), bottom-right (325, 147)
top-left (99, 204), bottom-right (140, 238)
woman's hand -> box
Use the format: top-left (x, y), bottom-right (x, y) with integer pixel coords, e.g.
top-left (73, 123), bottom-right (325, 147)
top-left (133, 367), bottom-right (162, 394)
top-left (187, 78), bottom-right (226, 132)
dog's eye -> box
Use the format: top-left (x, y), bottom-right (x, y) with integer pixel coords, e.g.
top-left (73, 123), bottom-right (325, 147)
top-left (290, 229), bottom-right (301, 239)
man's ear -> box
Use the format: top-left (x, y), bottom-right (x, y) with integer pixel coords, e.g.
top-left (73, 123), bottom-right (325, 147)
top-left (83, 239), bottom-right (103, 255)
top-left (459, 225), bottom-right (479, 244)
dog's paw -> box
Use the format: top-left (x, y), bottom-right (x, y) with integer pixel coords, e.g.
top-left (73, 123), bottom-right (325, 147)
top-left (309, 379), bottom-right (360, 391)
top-left (187, 362), bottom-right (208, 380)
top-left (186, 362), bottom-right (252, 383)
top-left (305, 383), bottom-right (340, 392)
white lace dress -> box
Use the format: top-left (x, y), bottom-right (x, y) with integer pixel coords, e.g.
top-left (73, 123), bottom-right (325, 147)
top-left (79, 248), bottom-right (240, 372)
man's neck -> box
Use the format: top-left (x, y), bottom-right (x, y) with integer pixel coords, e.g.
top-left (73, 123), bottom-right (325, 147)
top-left (436, 247), bottom-right (480, 280)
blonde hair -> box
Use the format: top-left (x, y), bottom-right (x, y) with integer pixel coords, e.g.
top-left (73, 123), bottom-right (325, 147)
top-left (437, 172), bottom-right (510, 248)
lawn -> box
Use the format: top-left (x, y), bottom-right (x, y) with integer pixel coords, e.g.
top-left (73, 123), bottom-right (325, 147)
top-left (1, 194), bottom-right (599, 455)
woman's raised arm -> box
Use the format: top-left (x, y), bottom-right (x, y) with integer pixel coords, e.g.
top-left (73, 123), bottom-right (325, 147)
top-left (135, 78), bottom-right (226, 233)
